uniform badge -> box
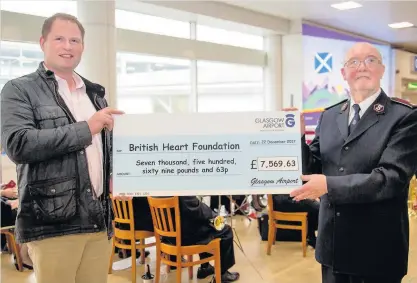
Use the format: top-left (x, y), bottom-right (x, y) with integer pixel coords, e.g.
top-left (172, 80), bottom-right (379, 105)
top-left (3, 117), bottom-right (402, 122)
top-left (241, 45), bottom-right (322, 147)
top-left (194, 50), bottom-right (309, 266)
top-left (373, 104), bottom-right (384, 113)
top-left (341, 102), bottom-right (348, 111)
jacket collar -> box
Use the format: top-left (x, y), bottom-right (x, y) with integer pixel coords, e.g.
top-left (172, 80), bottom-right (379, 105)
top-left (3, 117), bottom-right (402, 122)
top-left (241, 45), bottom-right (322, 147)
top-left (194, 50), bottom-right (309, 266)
top-left (337, 89), bottom-right (388, 144)
top-left (36, 62), bottom-right (105, 98)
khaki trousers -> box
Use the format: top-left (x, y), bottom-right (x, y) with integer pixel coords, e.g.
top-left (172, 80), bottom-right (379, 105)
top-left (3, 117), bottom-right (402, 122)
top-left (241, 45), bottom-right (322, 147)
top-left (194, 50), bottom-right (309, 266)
top-left (27, 231), bottom-right (112, 283)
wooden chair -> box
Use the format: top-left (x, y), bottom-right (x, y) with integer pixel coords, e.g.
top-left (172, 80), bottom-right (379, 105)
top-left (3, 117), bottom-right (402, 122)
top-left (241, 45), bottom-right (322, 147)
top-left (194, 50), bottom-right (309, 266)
top-left (266, 195), bottom-right (308, 257)
top-left (147, 196), bottom-right (221, 283)
top-left (108, 195), bottom-right (156, 283)
top-left (0, 226), bottom-right (23, 271)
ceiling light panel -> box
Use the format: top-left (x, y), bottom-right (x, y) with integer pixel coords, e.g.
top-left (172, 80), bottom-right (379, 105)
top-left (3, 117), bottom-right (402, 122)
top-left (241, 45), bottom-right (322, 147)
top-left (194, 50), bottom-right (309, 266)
top-left (388, 22), bottom-right (414, 29)
top-left (331, 1), bottom-right (362, 10)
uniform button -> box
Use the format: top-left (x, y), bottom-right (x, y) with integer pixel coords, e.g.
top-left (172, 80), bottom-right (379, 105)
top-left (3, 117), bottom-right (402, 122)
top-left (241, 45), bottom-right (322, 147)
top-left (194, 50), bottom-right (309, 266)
top-left (339, 167), bottom-right (344, 172)
top-left (336, 212), bottom-right (341, 216)
top-left (94, 224), bottom-right (98, 228)
top-left (51, 189), bottom-right (56, 193)
top-left (344, 146), bottom-right (349, 150)
top-left (80, 151), bottom-right (84, 155)
top-left (87, 189), bottom-right (91, 193)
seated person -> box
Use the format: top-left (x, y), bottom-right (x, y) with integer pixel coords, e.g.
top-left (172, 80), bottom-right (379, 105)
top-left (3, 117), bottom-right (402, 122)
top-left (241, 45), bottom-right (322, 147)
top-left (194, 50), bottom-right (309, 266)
top-left (1, 185), bottom-right (18, 249)
top-left (1, 190), bottom-right (33, 270)
top-left (210, 195), bottom-right (246, 215)
top-left (272, 194), bottom-right (319, 248)
top-left (131, 197), bottom-right (154, 232)
top-left (165, 196), bottom-right (240, 283)
top-left (115, 197), bottom-right (154, 259)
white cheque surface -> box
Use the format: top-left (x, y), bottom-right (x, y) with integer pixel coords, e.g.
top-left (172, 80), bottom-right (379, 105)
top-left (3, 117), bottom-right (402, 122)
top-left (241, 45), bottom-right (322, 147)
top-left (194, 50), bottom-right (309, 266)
top-left (112, 111), bottom-right (302, 196)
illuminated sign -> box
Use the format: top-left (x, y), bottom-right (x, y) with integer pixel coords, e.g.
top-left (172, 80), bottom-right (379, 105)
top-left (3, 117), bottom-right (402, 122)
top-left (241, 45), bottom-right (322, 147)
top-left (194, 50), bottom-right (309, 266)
top-left (407, 82), bottom-right (417, 90)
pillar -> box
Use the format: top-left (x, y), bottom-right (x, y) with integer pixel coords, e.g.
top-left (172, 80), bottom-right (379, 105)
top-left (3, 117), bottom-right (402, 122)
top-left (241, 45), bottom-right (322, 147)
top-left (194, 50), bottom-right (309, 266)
top-left (76, 0), bottom-right (117, 108)
top-left (264, 34), bottom-right (282, 111)
top-left (281, 20), bottom-right (304, 110)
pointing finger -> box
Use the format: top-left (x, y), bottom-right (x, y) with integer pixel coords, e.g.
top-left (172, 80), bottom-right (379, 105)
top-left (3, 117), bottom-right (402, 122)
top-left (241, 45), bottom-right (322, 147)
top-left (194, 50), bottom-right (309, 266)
top-left (110, 109), bottom-right (125, 115)
top-left (103, 108), bottom-right (125, 115)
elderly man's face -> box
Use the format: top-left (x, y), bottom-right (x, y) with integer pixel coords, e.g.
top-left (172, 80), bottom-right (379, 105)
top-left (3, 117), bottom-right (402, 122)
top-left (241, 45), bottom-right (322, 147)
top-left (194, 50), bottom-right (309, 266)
top-left (341, 43), bottom-right (385, 93)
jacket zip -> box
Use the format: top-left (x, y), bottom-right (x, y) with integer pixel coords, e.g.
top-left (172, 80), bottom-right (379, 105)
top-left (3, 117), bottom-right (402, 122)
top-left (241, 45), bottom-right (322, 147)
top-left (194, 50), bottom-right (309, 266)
top-left (92, 94), bottom-right (107, 203)
top-left (92, 94), bottom-right (111, 234)
top-left (51, 79), bottom-right (76, 123)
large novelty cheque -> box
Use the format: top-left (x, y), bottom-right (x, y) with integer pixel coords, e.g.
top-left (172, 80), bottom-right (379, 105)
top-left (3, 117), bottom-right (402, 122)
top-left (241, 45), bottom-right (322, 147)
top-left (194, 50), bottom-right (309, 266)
top-left (112, 111), bottom-right (303, 196)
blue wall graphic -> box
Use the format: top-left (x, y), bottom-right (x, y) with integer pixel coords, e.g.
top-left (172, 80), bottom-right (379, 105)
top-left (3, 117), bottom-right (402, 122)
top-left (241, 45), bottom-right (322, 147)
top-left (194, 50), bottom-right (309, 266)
top-left (302, 24), bottom-right (393, 110)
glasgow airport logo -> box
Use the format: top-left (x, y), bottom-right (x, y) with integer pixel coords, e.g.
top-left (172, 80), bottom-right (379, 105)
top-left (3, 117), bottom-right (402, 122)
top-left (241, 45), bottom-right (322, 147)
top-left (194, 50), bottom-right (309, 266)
top-left (285, 114), bottom-right (295, 127)
top-left (315, 52), bottom-right (333, 74)
top-left (255, 115), bottom-right (296, 129)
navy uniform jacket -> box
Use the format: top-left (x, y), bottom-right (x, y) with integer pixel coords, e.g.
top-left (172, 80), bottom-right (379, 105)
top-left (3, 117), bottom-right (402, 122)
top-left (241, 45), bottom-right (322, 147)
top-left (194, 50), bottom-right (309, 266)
top-left (302, 90), bottom-right (417, 279)
top-left (159, 196), bottom-right (216, 246)
top-left (179, 196), bottom-right (216, 245)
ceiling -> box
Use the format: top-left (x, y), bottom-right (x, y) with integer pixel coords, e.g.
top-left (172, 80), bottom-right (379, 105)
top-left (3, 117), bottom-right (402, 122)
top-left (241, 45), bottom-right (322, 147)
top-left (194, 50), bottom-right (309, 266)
top-left (224, 0), bottom-right (417, 53)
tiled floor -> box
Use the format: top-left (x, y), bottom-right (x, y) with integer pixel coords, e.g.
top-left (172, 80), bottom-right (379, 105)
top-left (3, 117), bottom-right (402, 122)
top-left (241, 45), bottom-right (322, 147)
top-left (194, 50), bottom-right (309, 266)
top-left (2, 214), bottom-right (416, 283)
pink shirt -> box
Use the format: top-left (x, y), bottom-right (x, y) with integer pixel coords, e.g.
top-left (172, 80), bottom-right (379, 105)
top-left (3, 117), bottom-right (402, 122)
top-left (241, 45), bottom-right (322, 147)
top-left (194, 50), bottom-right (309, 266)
top-left (54, 73), bottom-right (104, 198)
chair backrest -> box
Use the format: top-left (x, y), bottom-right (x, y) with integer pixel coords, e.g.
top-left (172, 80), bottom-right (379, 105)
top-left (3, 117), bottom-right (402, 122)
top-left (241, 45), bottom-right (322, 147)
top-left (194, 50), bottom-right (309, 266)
top-left (267, 194), bottom-right (274, 216)
top-left (147, 196), bottom-right (182, 247)
top-left (267, 194), bottom-right (307, 223)
top-left (110, 194), bottom-right (135, 233)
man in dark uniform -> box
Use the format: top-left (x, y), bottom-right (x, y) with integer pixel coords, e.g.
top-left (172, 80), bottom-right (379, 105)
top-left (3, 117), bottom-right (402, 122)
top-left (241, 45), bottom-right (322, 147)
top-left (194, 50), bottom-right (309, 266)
top-left (131, 197), bottom-right (154, 232)
top-left (290, 42), bottom-right (417, 283)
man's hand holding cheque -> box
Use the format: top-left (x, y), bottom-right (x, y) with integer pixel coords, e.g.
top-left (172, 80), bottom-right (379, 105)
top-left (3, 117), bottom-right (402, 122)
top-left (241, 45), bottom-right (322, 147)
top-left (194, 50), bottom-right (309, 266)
top-left (281, 107), bottom-right (326, 201)
top-left (290, 174), bottom-right (328, 201)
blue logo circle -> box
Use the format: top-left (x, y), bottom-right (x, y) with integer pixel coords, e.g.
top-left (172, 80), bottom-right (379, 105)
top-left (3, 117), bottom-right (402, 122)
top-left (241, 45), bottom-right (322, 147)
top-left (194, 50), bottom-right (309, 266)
top-left (285, 114), bottom-right (296, 127)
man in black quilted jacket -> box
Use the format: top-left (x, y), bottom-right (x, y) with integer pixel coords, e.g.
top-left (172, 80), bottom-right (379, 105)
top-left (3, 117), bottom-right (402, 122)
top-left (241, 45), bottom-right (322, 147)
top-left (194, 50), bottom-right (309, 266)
top-left (1, 13), bottom-right (123, 283)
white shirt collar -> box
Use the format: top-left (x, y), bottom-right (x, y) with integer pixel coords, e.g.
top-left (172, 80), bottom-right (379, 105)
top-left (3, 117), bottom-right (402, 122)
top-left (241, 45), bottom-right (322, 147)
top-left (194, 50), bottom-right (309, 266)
top-left (350, 88), bottom-right (381, 117)
top-left (43, 63), bottom-right (84, 90)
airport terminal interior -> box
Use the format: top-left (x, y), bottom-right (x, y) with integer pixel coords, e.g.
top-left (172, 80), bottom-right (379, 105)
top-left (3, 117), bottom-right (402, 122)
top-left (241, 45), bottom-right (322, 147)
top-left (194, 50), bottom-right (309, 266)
top-left (1, 0), bottom-right (417, 282)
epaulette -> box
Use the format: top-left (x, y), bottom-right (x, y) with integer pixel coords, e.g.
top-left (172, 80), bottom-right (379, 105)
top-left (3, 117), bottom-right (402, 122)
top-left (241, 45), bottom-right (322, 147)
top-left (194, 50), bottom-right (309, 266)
top-left (391, 97), bottom-right (416, 109)
top-left (325, 98), bottom-right (349, 111)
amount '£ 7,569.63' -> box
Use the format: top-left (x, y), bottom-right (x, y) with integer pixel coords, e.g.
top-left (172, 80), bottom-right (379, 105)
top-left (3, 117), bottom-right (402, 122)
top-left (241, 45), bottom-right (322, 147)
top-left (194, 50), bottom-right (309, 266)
top-left (253, 156), bottom-right (299, 171)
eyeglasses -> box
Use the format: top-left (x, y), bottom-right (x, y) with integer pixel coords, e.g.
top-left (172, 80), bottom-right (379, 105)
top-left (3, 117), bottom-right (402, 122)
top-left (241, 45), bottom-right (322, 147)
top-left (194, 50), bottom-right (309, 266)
top-left (344, 56), bottom-right (382, 69)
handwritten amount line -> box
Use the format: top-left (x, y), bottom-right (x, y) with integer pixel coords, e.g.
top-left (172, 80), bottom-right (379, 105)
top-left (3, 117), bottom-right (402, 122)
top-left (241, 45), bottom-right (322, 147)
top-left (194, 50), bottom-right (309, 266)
top-left (117, 174), bottom-right (243, 177)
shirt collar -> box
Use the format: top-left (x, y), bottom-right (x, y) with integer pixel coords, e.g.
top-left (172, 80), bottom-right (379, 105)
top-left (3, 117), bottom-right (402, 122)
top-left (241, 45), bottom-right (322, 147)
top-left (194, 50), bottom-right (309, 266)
top-left (43, 63), bottom-right (85, 90)
top-left (350, 88), bottom-right (381, 113)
